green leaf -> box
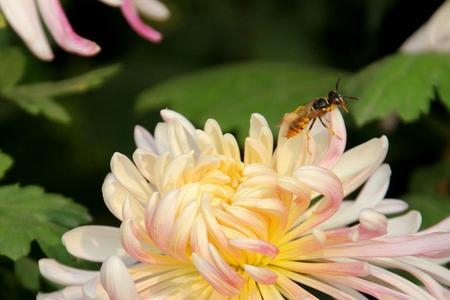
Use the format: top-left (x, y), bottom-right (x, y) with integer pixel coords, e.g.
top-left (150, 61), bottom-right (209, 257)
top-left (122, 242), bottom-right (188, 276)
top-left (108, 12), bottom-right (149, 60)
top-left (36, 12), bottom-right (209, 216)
top-left (136, 62), bottom-right (342, 138)
top-left (14, 257), bottom-right (39, 291)
top-left (346, 53), bottom-right (450, 125)
top-left (0, 150), bottom-right (13, 180)
top-left (2, 64), bottom-right (120, 123)
top-left (13, 98), bottom-right (71, 123)
top-left (403, 161), bottom-right (450, 229)
top-left (0, 184), bottom-right (91, 260)
top-left (0, 48), bottom-right (25, 89)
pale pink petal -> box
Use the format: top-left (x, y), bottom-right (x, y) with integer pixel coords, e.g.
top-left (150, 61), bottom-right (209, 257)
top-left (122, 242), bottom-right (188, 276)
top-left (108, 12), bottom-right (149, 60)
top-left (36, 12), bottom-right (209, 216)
top-left (135, 0), bottom-right (170, 22)
top-left (311, 233), bottom-right (450, 260)
top-left (121, 219), bottom-right (172, 264)
top-left (244, 264), bottom-right (278, 285)
top-left (134, 125), bottom-right (158, 153)
top-left (274, 261), bottom-right (369, 277)
top-left (332, 136), bottom-right (388, 196)
top-left (358, 209), bottom-right (387, 236)
top-left (318, 164), bottom-right (391, 231)
top-left (368, 264), bottom-right (434, 299)
top-left (121, 0), bottom-right (162, 43)
top-left (38, 259), bottom-right (98, 286)
top-left (37, 0), bottom-right (100, 56)
top-left (208, 244), bottom-right (245, 288)
top-left (399, 256), bottom-right (450, 286)
top-left (62, 226), bottom-right (133, 263)
top-left (284, 166), bottom-right (343, 241)
top-left (370, 257), bottom-right (446, 300)
top-left (192, 253), bottom-right (240, 296)
top-left (318, 275), bottom-right (414, 300)
top-left (0, 0), bottom-right (53, 60)
top-left (273, 268), bottom-right (362, 300)
top-left (149, 189), bottom-right (180, 252)
top-left (316, 109), bottom-right (347, 169)
top-left (100, 256), bottom-right (140, 300)
top-left (418, 216), bottom-right (450, 234)
top-left (386, 211), bottom-right (422, 236)
top-left (229, 238), bottom-right (279, 258)
top-left (37, 286), bottom-right (84, 300)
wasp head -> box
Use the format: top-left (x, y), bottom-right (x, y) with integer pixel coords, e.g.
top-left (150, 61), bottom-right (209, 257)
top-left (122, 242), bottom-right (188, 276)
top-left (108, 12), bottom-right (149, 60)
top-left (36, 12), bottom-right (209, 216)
top-left (327, 90), bottom-right (349, 111)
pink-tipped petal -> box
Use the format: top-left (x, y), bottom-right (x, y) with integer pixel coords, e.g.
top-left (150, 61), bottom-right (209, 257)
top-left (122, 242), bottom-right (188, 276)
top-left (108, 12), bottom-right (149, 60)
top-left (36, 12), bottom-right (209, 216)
top-left (229, 238), bottom-right (279, 258)
top-left (313, 233), bottom-right (450, 260)
top-left (0, 0), bottom-right (54, 60)
top-left (244, 264), bottom-right (278, 285)
top-left (121, 0), bottom-right (162, 43)
top-left (319, 275), bottom-right (414, 300)
top-left (192, 253), bottom-right (240, 296)
top-left (134, 125), bottom-right (158, 153)
top-left (284, 166), bottom-right (343, 241)
top-left (316, 109), bottom-right (347, 169)
top-left (100, 256), bottom-right (140, 300)
top-left (274, 261), bottom-right (369, 277)
top-left (208, 244), bottom-right (245, 288)
top-left (38, 259), bottom-right (98, 286)
top-left (37, 0), bottom-right (100, 56)
top-left (121, 218), bottom-right (171, 264)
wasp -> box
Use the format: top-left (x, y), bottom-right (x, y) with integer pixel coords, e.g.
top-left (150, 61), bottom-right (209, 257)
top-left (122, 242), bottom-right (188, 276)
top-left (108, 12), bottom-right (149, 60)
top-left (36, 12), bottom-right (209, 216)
top-left (281, 78), bottom-right (357, 138)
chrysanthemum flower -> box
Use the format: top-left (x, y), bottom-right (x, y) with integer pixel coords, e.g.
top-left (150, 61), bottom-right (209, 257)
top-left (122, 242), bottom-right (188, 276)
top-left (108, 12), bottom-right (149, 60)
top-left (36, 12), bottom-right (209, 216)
top-left (38, 109), bottom-right (450, 299)
top-left (0, 0), bottom-right (169, 61)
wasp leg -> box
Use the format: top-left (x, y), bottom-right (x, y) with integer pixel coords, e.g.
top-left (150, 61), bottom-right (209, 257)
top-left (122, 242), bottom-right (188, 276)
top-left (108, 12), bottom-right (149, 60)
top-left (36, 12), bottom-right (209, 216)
top-left (319, 116), bottom-right (342, 140)
top-left (306, 118), bottom-right (317, 155)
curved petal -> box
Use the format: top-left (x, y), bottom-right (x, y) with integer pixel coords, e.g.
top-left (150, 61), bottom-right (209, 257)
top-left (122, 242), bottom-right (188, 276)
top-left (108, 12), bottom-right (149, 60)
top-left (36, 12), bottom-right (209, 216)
top-left (37, 0), bottom-right (100, 56)
top-left (315, 109), bottom-right (347, 169)
top-left (100, 256), bottom-right (140, 300)
top-left (62, 226), bottom-right (133, 263)
top-left (39, 259), bottom-right (98, 286)
top-left (318, 164), bottom-right (391, 230)
top-left (332, 136), bottom-right (388, 196)
top-left (121, 0), bottom-right (162, 43)
top-left (135, 0), bottom-right (170, 22)
top-left (0, 0), bottom-right (53, 60)
top-left (37, 286), bottom-right (84, 300)
top-left (134, 125), bottom-right (158, 153)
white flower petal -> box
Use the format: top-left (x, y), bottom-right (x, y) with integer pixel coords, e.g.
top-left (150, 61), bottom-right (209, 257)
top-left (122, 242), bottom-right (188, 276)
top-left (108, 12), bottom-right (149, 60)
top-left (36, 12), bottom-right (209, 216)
top-left (386, 211), bottom-right (422, 236)
top-left (39, 259), bottom-right (98, 286)
top-left (332, 136), bottom-right (388, 196)
top-left (62, 225), bottom-right (133, 263)
top-left (135, 0), bottom-right (170, 22)
top-left (134, 125), bottom-right (158, 153)
top-left (0, 0), bottom-right (53, 60)
top-left (100, 256), bottom-right (140, 300)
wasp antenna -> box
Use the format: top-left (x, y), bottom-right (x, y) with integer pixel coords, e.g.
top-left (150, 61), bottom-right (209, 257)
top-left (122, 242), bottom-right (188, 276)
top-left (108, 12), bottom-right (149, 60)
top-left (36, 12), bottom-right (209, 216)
top-left (335, 76), bottom-right (342, 91)
top-left (344, 95), bottom-right (359, 101)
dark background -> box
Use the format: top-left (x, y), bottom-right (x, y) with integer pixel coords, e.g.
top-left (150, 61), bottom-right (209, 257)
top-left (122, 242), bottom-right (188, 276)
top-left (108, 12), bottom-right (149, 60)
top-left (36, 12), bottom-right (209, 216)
top-left (0, 0), bottom-right (448, 298)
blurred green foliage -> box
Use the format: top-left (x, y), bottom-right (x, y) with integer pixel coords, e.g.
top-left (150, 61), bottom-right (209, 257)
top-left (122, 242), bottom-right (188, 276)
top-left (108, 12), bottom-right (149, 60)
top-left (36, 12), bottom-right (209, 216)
top-left (0, 0), bottom-right (448, 298)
